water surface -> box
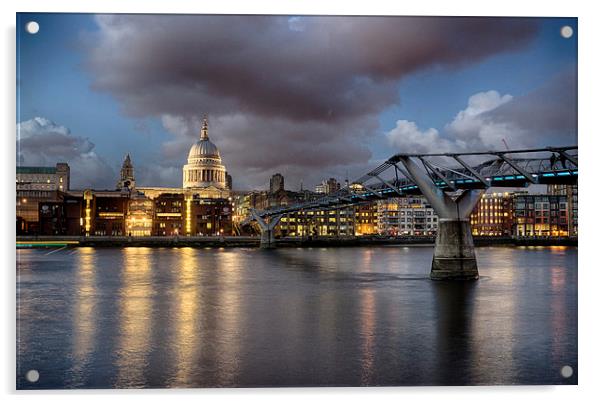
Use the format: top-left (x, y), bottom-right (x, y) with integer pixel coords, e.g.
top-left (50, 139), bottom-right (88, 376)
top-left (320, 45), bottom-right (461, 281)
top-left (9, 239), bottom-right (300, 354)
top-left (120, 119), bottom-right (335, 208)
top-left (16, 245), bottom-right (577, 388)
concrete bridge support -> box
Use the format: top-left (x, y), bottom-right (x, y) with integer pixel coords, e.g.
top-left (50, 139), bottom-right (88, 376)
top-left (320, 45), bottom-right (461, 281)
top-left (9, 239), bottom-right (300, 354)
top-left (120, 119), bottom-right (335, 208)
top-left (250, 211), bottom-right (283, 249)
top-left (399, 157), bottom-right (483, 280)
top-left (431, 217), bottom-right (479, 280)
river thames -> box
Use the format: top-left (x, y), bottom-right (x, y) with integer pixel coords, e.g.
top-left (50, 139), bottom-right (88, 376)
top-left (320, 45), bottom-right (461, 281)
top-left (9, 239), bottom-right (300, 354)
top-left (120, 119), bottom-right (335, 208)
top-left (16, 245), bottom-right (577, 388)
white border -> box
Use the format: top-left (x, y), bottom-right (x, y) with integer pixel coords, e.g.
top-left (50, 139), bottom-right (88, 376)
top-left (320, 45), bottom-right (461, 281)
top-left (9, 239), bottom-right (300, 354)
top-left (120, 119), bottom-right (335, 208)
top-left (3, 0), bottom-right (601, 401)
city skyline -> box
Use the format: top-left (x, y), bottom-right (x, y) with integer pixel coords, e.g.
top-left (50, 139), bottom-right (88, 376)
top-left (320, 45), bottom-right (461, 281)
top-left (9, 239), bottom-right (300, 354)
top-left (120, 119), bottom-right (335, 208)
top-left (17, 14), bottom-right (576, 191)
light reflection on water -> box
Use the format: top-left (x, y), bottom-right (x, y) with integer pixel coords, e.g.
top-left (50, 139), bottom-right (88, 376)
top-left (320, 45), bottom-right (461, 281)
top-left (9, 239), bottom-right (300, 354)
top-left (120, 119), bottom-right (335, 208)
top-left (16, 245), bottom-right (577, 388)
top-left (213, 250), bottom-right (243, 385)
top-left (359, 287), bottom-right (376, 385)
top-left (114, 247), bottom-right (153, 388)
top-left (70, 248), bottom-right (97, 387)
top-left (169, 248), bottom-right (199, 387)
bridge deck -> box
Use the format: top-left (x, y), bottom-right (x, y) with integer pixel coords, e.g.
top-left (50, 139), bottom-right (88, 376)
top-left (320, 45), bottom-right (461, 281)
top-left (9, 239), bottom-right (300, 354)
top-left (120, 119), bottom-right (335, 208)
top-left (247, 146), bottom-right (577, 220)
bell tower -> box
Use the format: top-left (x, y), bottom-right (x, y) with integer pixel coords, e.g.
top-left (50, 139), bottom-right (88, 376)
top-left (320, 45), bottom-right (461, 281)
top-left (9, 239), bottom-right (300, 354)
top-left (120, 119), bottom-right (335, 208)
top-left (117, 153), bottom-right (136, 190)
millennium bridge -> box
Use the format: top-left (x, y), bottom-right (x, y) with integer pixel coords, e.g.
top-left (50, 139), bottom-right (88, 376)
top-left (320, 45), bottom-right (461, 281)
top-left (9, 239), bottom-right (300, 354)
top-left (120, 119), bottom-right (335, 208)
top-left (246, 146), bottom-right (578, 281)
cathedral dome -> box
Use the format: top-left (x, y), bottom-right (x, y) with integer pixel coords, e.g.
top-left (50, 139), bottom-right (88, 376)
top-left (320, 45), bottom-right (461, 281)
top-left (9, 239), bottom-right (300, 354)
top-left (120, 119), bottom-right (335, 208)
top-left (182, 117), bottom-right (229, 192)
top-left (187, 138), bottom-right (220, 160)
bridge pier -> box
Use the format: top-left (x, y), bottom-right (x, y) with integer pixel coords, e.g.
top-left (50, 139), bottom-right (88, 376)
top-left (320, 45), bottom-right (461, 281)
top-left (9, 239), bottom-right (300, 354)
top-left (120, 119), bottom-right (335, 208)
top-left (431, 219), bottom-right (478, 281)
top-left (399, 156), bottom-right (482, 281)
top-left (260, 229), bottom-right (276, 248)
top-left (250, 211), bottom-right (283, 249)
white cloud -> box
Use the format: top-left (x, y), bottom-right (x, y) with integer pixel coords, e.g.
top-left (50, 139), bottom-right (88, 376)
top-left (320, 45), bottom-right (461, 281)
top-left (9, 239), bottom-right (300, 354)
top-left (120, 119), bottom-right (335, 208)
top-left (17, 117), bottom-right (115, 189)
top-left (386, 90), bottom-right (527, 156)
top-left (386, 120), bottom-right (456, 154)
top-left (445, 90), bottom-right (518, 150)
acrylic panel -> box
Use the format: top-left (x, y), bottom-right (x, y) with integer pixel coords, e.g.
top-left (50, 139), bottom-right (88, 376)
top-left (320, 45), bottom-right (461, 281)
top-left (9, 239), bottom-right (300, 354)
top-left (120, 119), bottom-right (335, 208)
top-left (16, 13), bottom-right (578, 389)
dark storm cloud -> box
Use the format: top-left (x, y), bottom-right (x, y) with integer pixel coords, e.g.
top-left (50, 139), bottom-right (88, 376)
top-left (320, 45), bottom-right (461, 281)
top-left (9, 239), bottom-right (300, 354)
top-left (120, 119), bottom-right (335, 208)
top-left (153, 113), bottom-right (376, 189)
top-left (87, 15), bottom-right (538, 122)
top-left (84, 15), bottom-right (539, 188)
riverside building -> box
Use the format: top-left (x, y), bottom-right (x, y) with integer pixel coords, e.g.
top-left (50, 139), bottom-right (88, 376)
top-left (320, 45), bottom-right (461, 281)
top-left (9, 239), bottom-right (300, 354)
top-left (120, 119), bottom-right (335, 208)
top-left (377, 196), bottom-right (438, 236)
top-left (512, 194), bottom-right (570, 237)
top-left (470, 192), bottom-right (514, 236)
top-left (16, 162), bottom-right (70, 234)
top-left (34, 118), bottom-right (233, 237)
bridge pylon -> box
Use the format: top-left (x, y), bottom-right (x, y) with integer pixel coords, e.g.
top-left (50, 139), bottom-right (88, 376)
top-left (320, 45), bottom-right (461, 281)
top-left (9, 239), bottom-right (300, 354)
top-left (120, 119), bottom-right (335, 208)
top-left (398, 156), bottom-right (483, 280)
top-left (250, 211), bottom-right (284, 249)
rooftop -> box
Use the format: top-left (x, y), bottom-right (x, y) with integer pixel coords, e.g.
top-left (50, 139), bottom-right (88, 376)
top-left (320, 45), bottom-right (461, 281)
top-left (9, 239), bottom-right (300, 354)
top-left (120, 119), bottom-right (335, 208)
top-left (16, 166), bottom-right (57, 174)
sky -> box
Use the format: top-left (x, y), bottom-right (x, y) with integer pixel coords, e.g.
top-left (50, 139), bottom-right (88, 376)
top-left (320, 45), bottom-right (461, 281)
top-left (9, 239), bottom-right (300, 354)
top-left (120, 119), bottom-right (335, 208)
top-left (16, 13), bottom-right (577, 190)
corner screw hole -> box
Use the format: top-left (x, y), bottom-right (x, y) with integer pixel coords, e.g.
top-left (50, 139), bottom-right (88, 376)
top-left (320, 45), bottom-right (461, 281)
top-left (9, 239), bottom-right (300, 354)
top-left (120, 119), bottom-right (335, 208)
top-left (26, 369), bottom-right (39, 383)
top-left (560, 365), bottom-right (573, 378)
top-left (560, 26), bottom-right (573, 39)
top-left (25, 21), bottom-right (40, 35)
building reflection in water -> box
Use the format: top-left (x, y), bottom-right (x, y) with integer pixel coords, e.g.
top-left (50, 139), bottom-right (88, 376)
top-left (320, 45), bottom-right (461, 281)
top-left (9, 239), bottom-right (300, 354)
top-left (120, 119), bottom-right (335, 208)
top-left (469, 248), bottom-right (518, 384)
top-left (550, 260), bottom-right (570, 369)
top-left (114, 247), bottom-right (154, 388)
top-left (213, 250), bottom-right (243, 385)
top-left (548, 247), bottom-right (576, 378)
top-left (468, 247), bottom-right (577, 384)
top-left (16, 250), bottom-right (36, 382)
top-left (71, 248), bottom-right (98, 386)
top-left (358, 249), bottom-right (376, 385)
top-left (318, 251), bottom-right (345, 382)
top-left (169, 248), bottom-right (200, 387)
top-left (359, 290), bottom-right (376, 384)
top-left (16, 245), bottom-right (577, 388)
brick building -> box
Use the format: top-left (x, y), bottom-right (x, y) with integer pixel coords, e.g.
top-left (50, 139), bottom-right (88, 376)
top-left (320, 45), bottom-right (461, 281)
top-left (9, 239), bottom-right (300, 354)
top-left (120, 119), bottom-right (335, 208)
top-left (16, 163), bottom-right (70, 234)
top-left (470, 192), bottom-right (514, 236)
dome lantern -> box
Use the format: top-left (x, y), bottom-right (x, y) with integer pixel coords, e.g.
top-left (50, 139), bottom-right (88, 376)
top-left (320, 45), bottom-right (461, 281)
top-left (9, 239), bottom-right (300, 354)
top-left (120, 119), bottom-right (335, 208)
top-left (200, 116), bottom-right (209, 140)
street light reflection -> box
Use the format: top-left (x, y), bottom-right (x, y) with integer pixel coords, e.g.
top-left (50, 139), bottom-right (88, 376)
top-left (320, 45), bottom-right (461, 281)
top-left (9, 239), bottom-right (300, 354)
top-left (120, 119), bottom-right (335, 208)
top-left (170, 248), bottom-right (200, 386)
top-left (71, 248), bottom-right (97, 386)
top-left (114, 247), bottom-right (153, 388)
